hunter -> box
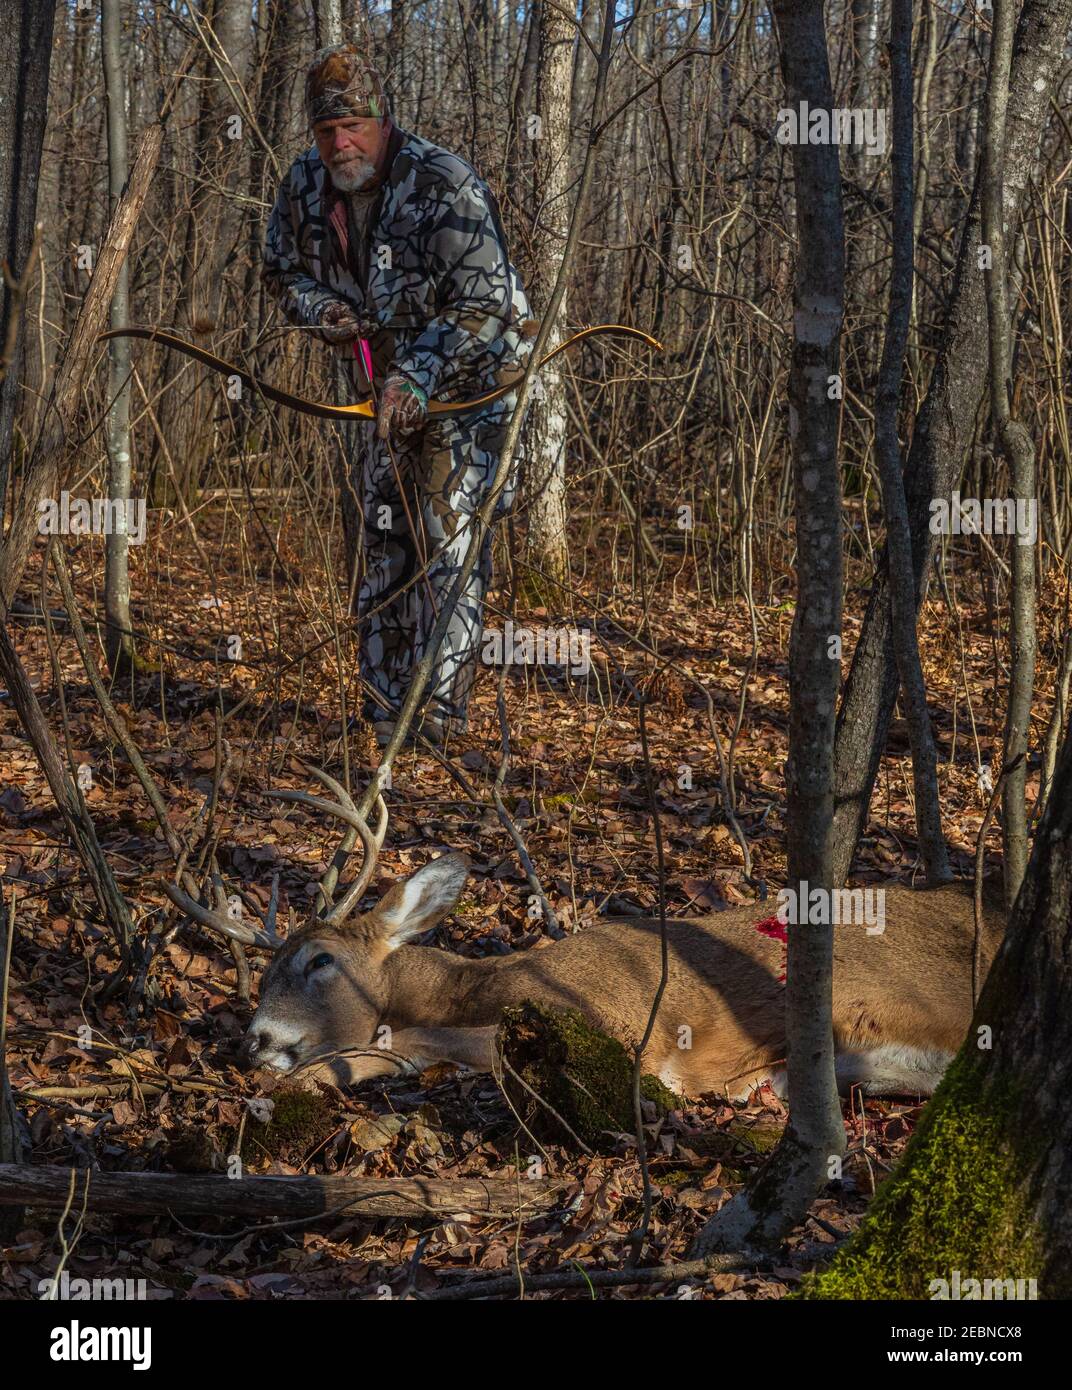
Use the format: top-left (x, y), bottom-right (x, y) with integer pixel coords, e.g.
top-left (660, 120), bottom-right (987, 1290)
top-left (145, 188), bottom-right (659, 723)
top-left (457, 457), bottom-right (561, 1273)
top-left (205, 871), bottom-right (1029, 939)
top-left (262, 43), bottom-right (533, 746)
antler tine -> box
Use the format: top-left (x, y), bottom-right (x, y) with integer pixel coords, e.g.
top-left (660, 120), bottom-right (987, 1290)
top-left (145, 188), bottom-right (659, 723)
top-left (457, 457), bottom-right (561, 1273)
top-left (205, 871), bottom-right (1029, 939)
top-left (303, 768), bottom-right (388, 841)
top-left (160, 879), bottom-right (285, 951)
top-left (303, 767), bottom-right (389, 851)
top-left (268, 786), bottom-right (388, 922)
top-left (325, 792), bottom-right (387, 922)
top-left (303, 767), bottom-right (363, 905)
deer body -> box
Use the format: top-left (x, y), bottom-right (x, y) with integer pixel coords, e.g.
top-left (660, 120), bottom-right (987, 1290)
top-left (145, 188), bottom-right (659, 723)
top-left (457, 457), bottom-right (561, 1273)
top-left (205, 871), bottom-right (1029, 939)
top-left (244, 850), bottom-right (1006, 1101)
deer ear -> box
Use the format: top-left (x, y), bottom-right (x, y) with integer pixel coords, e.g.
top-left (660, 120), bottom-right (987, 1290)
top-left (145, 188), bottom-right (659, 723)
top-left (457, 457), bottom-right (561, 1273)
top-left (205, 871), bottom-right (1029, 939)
top-left (371, 852), bottom-right (469, 948)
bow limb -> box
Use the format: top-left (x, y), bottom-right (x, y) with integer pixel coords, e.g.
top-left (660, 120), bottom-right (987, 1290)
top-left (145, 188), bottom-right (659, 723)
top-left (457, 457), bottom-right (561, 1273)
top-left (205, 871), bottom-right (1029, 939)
top-left (425, 323), bottom-right (664, 416)
top-left (96, 323), bottom-right (663, 422)
top-left (96, 327), bottom-right (377, 420)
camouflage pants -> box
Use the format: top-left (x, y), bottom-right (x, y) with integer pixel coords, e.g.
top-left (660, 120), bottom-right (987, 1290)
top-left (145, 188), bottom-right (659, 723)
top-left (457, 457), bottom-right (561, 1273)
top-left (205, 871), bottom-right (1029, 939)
top-left (355, 393), bottom-right (520, 729)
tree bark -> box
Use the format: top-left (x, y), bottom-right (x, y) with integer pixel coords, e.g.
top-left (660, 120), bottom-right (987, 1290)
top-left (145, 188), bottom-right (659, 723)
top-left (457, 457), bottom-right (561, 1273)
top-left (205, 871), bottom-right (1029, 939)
top-left (830, 0), bottom-right (1072, 888)
top-left (873, 0), bottom-right (950, 885)
top-left (520, 0), bottom-right (573, 592)
top-left (694, 0), bottom-right (845, 1254)
top-left (0, 0), bottom-right (55, 515)
top-left (0, 117), bottom-right (169, 612)
top-left (983, 0), bottom-right (1038, 908)
top-left (101, 0), bottom-right (136, 676)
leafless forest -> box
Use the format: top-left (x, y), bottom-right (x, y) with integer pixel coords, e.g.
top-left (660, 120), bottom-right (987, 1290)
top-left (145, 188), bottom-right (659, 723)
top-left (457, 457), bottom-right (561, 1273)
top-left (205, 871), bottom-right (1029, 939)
top-left (1, 0), bottom-right (1071, 1317)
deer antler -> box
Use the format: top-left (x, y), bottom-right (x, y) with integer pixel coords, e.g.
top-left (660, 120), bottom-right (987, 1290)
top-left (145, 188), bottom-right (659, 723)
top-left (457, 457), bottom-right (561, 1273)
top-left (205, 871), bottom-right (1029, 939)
top-left (269, 766), bottom-right (388, 923)
top-left (159, 874), bottom-right (287, 950)
top-left (157, 769), bottom-right (386, 949)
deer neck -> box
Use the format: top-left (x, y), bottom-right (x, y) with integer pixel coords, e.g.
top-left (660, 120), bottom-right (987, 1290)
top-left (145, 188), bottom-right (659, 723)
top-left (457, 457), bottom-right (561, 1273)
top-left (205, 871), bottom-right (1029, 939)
top-left (380, 943), bottom-right (495, 1030)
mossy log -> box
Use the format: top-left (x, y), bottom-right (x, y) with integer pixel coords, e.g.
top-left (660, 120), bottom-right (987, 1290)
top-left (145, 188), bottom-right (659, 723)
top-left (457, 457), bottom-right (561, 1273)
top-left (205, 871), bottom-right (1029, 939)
top-left (497, 1001), bottom-right (681, 1151)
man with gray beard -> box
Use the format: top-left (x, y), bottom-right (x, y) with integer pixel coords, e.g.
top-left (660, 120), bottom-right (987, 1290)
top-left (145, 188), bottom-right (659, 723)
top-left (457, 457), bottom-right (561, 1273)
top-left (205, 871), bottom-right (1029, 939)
top-left (262, 43), bottom-right (534, 746)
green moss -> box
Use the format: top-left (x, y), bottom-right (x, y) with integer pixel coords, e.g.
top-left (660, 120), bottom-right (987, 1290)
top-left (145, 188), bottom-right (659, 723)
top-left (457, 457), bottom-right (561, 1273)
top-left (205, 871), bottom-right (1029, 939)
top-left (231, 1086), bottom-right (339, 1169)
top-left (658, 1168), bottom-right (697, 1189)
top-left (801, 1054), bottom-right (1042, 1299)
top-left (497, 1001), bottom-right (682, 1151)
top-left (541, 790), bottom-right (598, 811)
top-left (726, 1118), bottom-right (782, 1155)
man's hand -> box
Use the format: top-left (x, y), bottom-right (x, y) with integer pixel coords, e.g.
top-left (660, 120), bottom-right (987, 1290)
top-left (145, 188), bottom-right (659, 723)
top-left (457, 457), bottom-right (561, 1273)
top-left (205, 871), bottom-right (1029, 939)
top-left (318, 299), bottom-right (363, 344)
top-left (377, 373), bottom-right (428, 441)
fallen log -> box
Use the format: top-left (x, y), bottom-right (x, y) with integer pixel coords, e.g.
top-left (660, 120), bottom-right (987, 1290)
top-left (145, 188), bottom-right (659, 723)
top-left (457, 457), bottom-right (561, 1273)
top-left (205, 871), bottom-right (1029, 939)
top-left (0, 1164), bottom-right (565, 1222)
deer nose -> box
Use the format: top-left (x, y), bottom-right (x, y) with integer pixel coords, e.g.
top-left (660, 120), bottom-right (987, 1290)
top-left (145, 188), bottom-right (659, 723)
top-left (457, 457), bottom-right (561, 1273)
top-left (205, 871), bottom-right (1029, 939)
top-left (240, 1029), bottom-right (267, 1069)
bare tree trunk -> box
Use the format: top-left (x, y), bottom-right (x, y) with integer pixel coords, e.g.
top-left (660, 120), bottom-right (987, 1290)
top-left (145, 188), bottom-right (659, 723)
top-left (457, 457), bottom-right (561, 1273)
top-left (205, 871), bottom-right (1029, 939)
top-left (187, 0), bottom-right (253, 334)
top-left (521, 0), bottom-right (572, 591)
top-left (694, 0), bottom-right (845, 1255)
top-left (907, 0), bottom-right (938, 380)
top-left (0, 0), bottom-right (56, 1234)
top-left (0, 0), bottom-right (55, 517)
top-left (101, 0), bottom-right (135, 677)
top-left (984, 0), bottom-right (1038, 909)
top-left (159, 1), bottom-right (251, 504)
top-left (316, 0), bottom-right (343, 47)
top-left (874, 0), bottom-right (950, 885)
top-left (830, 0), bottom-right (1072, 887)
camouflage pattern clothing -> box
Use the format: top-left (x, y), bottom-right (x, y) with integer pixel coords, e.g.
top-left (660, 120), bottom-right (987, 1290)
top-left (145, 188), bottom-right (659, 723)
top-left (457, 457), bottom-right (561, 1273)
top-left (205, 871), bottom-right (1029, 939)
top-left (262, 123), bottom-right (533, 728)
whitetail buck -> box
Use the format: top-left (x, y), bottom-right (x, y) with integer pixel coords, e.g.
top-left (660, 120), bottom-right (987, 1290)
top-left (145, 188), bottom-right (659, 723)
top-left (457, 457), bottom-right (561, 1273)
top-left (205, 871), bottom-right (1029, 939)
top-left (165, 768), bottom-right (1007, 1100)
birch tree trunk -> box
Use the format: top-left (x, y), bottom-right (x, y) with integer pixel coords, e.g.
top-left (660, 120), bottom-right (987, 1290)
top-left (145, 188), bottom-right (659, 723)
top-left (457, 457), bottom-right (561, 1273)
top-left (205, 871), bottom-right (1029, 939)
top-left (101, 0), bottom-right (135, 677)
top-left (694, 0), bottom-right (846, 1254)
top-left (521, 0), bottom-right (572, 592)
top-left (316, 0), bottom-right (343, 48)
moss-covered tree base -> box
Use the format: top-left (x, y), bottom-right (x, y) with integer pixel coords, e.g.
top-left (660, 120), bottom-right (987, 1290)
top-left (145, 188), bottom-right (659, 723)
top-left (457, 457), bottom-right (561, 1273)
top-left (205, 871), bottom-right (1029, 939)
top-left (497, 1001), bottom-right (681, 1151)
top-left (801, 1055), bottom-right (1043, 1298)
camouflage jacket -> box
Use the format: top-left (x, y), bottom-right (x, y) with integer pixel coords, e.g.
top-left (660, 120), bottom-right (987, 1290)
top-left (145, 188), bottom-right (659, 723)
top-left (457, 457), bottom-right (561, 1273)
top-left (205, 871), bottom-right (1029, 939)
top-left (262, 124), bottom-right (534, 406)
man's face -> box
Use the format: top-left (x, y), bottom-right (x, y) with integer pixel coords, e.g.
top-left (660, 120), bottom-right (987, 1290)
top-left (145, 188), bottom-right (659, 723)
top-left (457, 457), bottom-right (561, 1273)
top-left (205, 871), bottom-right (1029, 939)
top-left (314, 115), bottom-right (387, 192)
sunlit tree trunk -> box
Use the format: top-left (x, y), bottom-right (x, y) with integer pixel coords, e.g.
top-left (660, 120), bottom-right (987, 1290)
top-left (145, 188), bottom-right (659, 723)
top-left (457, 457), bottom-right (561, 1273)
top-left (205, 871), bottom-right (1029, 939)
top-left (983, 0), bottom-right (1038, 907)
top-left (521, 0), bottom-right (572, 593)
top-left (102, 0), bottom-right (135, 677)
top-left (694, 0), bottom-right (846, 1255)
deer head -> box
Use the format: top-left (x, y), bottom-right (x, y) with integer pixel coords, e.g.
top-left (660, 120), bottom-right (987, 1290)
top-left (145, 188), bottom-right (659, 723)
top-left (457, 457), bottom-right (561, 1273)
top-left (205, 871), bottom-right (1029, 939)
top-left (244, 850), bottom-right (469, 1074)
top-left (161, 765), bottom-right (467, 1073)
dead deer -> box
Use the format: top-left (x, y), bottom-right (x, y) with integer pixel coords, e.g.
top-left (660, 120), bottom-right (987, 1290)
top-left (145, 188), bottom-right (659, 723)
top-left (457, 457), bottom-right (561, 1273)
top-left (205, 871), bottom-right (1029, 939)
top-left (164, 768), bottom-right (1007, 1101)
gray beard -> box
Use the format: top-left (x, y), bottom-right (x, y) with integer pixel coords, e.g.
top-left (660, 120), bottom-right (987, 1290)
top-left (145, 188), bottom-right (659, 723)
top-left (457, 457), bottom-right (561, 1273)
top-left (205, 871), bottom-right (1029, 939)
top-left (330, 158), bottom-right (376, 192)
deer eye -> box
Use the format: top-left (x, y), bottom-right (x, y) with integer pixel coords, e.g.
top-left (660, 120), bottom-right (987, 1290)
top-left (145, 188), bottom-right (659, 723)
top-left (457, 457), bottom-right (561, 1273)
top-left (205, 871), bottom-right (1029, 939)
top-left (305, 951), bottom-right (335, 975)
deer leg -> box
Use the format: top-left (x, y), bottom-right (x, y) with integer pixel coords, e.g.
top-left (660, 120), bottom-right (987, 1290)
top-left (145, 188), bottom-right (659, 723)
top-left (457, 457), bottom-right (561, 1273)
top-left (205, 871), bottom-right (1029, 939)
top-left (834, 1044), bottom-right (954, 1098)
top-left (383, 1025), bottom-right (498, 1073)
top-left (292, 1025), bottom-right (498, 1090)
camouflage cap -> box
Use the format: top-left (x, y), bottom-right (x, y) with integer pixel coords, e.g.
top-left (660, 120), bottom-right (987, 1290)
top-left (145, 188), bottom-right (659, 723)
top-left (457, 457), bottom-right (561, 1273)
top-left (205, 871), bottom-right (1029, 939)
top-left (305, 44), bottom-right (389, 126)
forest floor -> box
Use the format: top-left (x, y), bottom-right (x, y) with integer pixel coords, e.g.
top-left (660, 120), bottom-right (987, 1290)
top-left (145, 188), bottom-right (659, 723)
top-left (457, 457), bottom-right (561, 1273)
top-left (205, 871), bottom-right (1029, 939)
top-left (0, 509), bottom-right (1062, 1300)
